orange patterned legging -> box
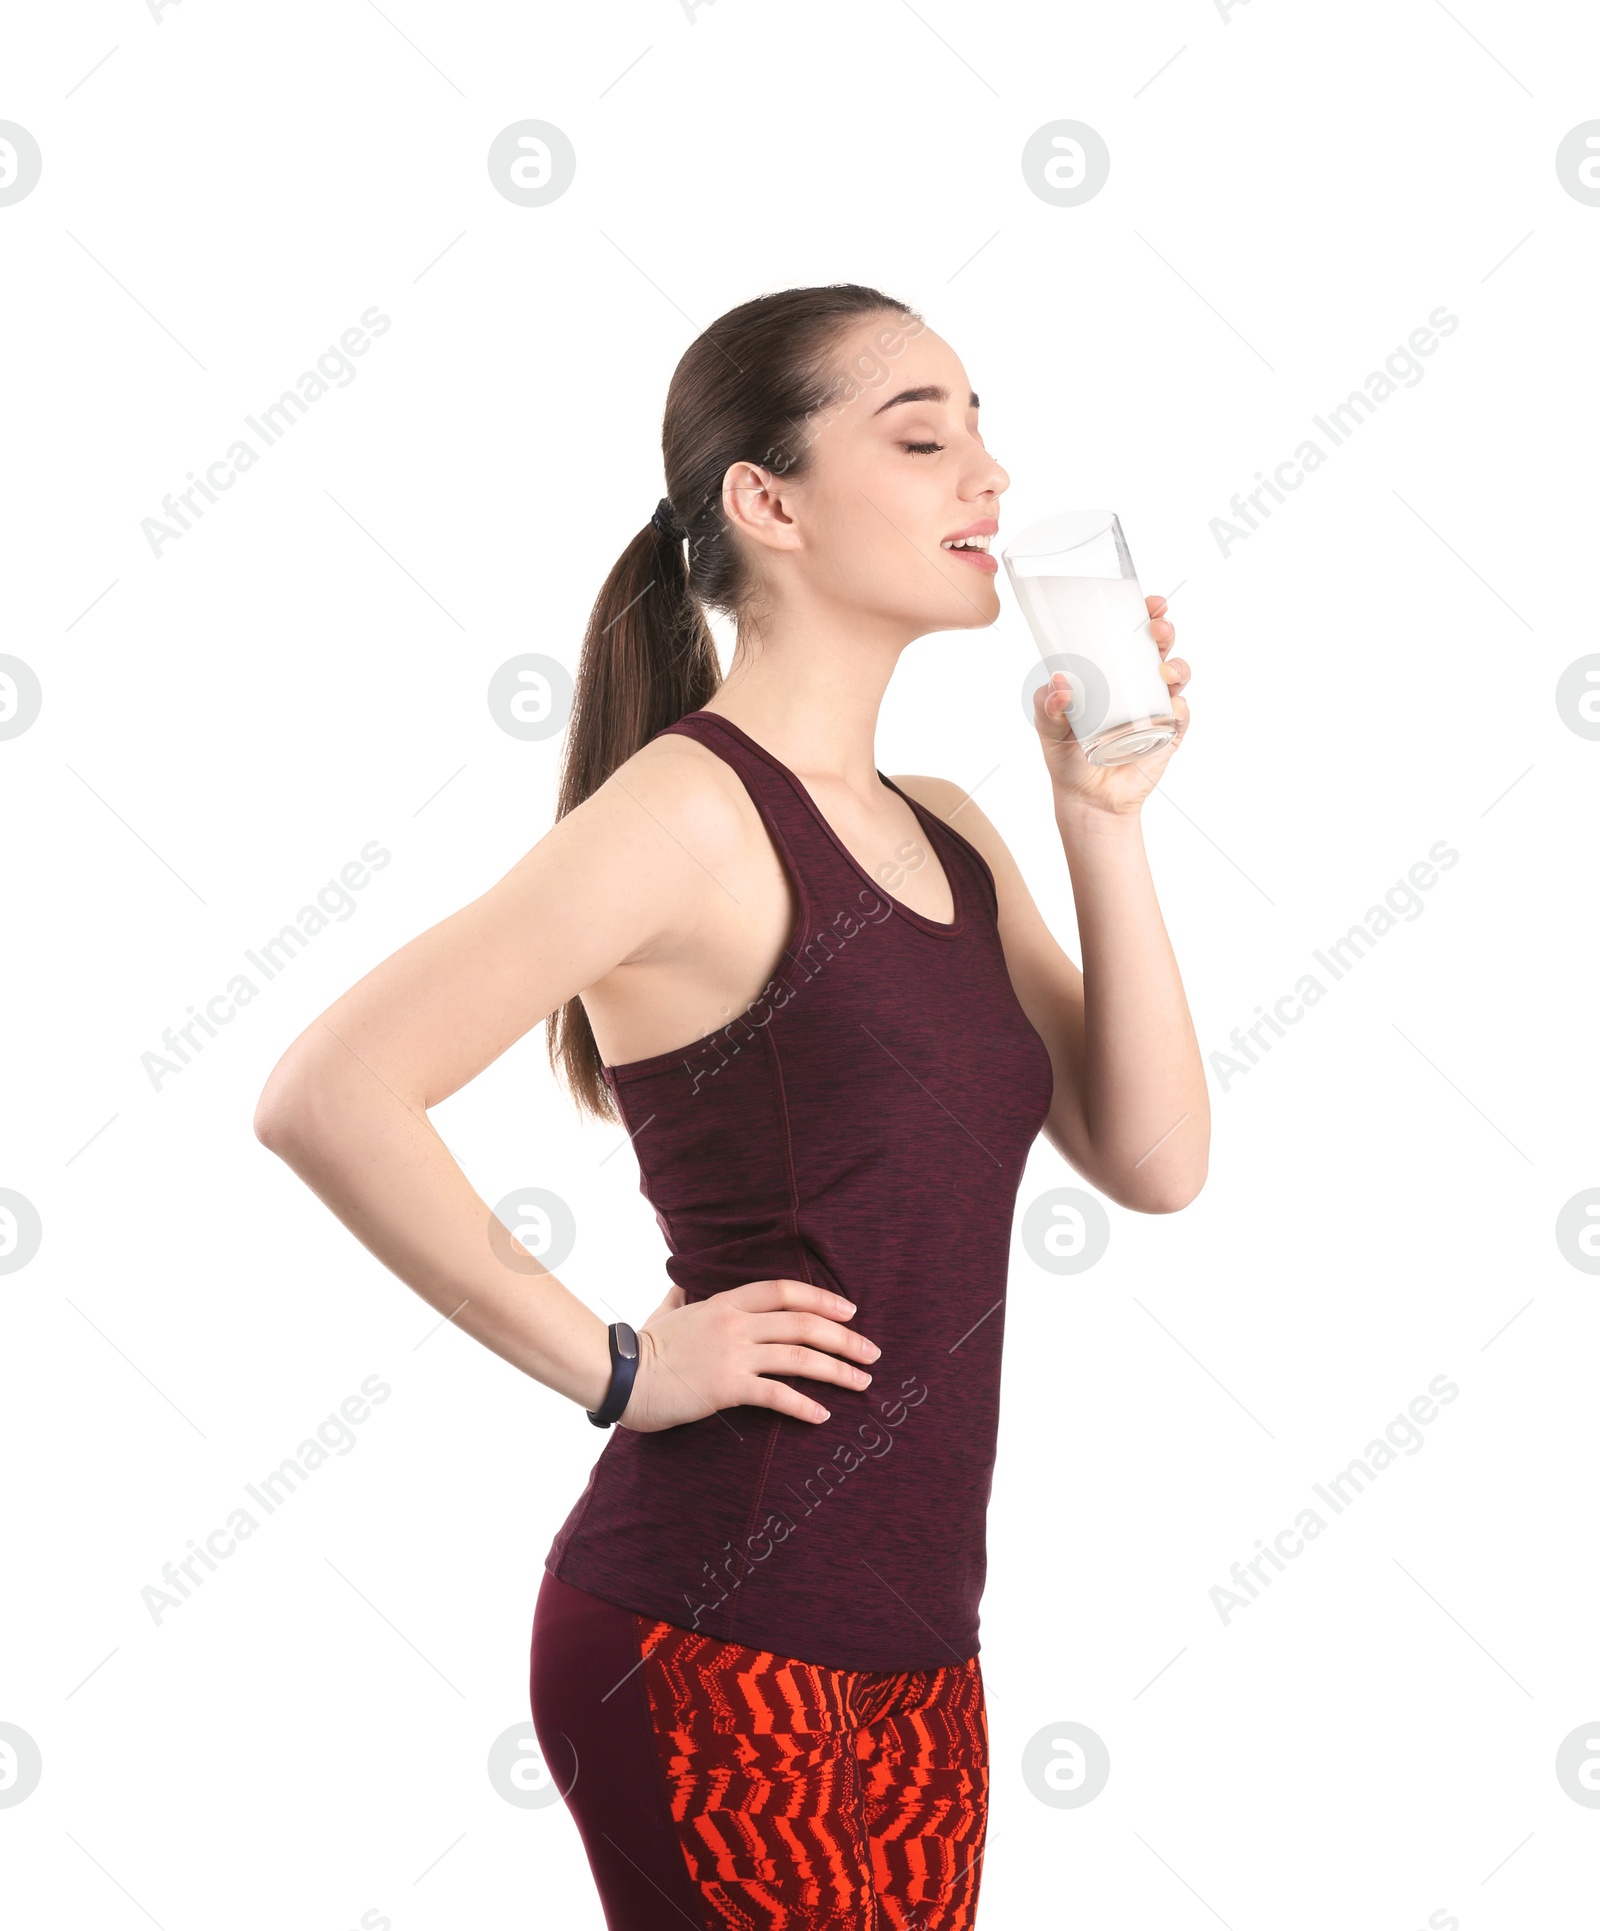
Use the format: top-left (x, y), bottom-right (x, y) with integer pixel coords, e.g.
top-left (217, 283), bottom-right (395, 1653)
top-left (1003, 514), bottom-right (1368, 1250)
top-left (636, 1614), bottom-right (989, 1930)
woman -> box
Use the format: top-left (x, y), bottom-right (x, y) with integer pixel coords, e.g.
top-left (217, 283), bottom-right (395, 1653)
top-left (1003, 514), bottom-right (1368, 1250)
top-left (254, 281), bottom-right (1208, 1929)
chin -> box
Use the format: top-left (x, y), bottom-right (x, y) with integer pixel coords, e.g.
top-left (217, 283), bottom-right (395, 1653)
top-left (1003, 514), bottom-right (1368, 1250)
top-left (944, 587), bottom-right (1001, 631)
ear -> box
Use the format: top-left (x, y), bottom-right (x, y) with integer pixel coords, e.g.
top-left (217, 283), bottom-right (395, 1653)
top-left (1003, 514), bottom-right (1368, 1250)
top-left (721, 459), bottom-right (804, 555)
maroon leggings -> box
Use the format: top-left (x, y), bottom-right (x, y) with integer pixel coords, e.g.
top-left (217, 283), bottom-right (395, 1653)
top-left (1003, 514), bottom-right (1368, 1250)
top-left (529, 1568), bottom-right (989, 1929)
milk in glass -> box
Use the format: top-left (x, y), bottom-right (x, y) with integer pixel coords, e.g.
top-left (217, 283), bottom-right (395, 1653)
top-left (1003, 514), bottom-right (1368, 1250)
top-left (1003, 510), bottom-right (1178, 766)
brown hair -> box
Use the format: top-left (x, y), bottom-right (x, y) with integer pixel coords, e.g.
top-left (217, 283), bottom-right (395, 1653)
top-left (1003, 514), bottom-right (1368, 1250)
top-left (547, 282), bottom-right (922, 1118)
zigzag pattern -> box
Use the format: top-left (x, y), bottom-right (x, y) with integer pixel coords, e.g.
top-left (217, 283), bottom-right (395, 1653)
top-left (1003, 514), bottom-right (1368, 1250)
top-left (637, 1614), bottom-right (989, 1929)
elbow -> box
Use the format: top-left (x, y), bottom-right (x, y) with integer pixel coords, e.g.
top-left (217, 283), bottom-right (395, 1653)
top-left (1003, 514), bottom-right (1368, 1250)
top-left (1143, 1175), bottom-right (1207, 1214)
top-left (253, 1072), bottom-right (301, 1156)
top-left (1141, 1160), bottom-right (1208, 1214)
top-left (254, 1094), bottom-right (287, 1153)
top-left (1126, 1108), bottom-right (1211, 1213)
top-left (1113, 1156), bottom-right (1208, 1215)
top-left (1048, 1108), bottom-right (1210, 1214)
top-left (253, 1047), bottom-right (325, 1155)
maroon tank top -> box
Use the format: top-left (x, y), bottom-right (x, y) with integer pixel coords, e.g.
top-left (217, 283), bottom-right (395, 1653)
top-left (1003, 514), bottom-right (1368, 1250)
top-left (545, 709), bottom-right (1055, 1671)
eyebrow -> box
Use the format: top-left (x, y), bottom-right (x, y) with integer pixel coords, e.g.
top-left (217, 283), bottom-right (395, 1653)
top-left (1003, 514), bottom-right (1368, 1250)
top-left (872, 384), bottom-right (980, 416)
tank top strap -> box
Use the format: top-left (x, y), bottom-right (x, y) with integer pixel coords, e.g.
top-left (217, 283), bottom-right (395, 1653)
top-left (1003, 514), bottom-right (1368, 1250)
top-left (654, 709), bottom-right (857, 895)
top-left (881, 773), bottom-right (1000, 923)
top-left (654, 708), bottom-right (984, 941)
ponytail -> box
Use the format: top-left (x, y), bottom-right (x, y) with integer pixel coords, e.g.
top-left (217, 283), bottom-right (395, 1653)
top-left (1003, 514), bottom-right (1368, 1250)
top-left (545, 519), bottom-right (719, 1119)
top-left (556, 517), bottom-right (720, 826)
top-left (548, 282), bottom-right (920, 1118)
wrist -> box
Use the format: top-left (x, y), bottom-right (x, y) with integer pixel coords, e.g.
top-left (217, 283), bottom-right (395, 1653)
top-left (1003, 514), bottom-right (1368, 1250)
top-left (1054, 794), bottom-right (1145, 842)
top-left (572, 1316), bottom-right (615, 1413)
top-left (585, 1320), bottom-right (641, 1427)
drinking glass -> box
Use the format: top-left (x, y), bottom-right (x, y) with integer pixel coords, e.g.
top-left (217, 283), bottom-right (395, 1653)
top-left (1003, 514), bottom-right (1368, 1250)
top-left (1003, 509), bottom-right (1178, 766)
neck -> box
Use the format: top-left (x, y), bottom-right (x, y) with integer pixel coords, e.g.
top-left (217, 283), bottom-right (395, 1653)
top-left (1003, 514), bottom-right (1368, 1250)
top-left (699, 590), bottom-right (915, 790)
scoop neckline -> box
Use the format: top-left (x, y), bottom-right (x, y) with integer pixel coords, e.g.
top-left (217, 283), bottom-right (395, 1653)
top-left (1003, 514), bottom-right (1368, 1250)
top-left (688, 709), bottom-right (965, 937)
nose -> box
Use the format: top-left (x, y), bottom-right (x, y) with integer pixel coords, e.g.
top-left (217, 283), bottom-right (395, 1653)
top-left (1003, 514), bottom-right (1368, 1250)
top-left (967, 443), bottom-right (1008, 500)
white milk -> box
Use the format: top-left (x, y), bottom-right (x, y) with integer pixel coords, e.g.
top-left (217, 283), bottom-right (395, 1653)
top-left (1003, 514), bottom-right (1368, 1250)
top-left (1011, 572), bottom-right (1174, 749)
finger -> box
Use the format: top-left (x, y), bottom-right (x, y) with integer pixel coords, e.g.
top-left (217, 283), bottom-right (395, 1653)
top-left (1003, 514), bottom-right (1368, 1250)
top-left (744, 1378), bottom-right (833, 1425)
top-left (755, 1342), bottom-right (875, 1392)
top-left (729, 1277), bottom-right (858, 1320)
top-left (749, 1310), bottom-right (881, 1361)
top-left (1035, 674), bottom-right (1078, 732)
top-left (1167, 690), bottom-right (1192, 745)
top-left (1160, 655), bottom-right (1190, 691)
top-left (1150, 617), bottom-right (1176, 653)
top-left (1146, 594), bottom-right (1168, 618)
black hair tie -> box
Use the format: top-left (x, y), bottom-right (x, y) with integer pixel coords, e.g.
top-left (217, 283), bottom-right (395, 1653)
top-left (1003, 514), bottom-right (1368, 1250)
top-left (650, 496), bottom-right (684, 540)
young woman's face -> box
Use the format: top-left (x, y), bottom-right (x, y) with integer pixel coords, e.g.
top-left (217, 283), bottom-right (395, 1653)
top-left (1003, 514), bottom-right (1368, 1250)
top-left (734, 315), bottom-right (1011, 637)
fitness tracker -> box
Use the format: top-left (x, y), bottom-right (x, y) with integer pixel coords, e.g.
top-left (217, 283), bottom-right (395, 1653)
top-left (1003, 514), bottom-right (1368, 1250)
top-left (586, 1321), bottom-right (640, 1428)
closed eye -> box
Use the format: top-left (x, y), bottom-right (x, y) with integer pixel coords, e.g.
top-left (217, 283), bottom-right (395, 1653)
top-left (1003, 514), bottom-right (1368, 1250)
top-left (902, 441), bottom-right (945, 455)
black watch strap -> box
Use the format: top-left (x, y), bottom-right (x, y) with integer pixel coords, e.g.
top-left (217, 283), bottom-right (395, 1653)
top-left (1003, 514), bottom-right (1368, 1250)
top-left (586, 1321), bottom-right (640, 1427)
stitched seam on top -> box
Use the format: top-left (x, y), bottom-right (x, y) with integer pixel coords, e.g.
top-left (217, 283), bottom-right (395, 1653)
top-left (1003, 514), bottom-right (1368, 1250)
top-left (650, 711), bottom-right (810, 1650)
top-left (653, 711), bottom-right (876, 1649)
top-left (763, 1014), bottom-right (813, 1295)
top-left (718, 1020), bottom-right (805, 1646)
top-left (724, 1415), bottom-right (783, 1647)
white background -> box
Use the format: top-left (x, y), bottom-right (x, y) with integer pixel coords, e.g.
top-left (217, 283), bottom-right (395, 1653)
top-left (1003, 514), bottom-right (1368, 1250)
top-left (3, 1), bottom-right (1597, 1927)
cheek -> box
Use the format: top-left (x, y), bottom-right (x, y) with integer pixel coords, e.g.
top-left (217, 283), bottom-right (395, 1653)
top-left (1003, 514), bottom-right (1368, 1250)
top-left (804, 466), bottom-right (890, 585)
top-left (826, 523), bottom-right (959, 619)
top-left (813, 511), bottom-right (894, 599)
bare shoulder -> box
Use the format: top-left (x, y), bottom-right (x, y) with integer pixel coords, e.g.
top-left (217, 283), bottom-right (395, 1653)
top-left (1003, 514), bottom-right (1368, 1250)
top-left (577, 724), bottom-right (752, 878)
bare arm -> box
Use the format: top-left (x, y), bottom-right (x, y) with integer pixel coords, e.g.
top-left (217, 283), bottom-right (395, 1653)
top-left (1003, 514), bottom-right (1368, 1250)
top-left (253, 740), bottom-right (879, 1427)
top-left (252, 755), bottom-right (694, 1412)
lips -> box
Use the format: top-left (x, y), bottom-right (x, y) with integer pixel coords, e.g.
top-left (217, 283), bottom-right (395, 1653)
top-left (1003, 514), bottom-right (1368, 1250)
top-left (940, 519), bottom-right (999, 575)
